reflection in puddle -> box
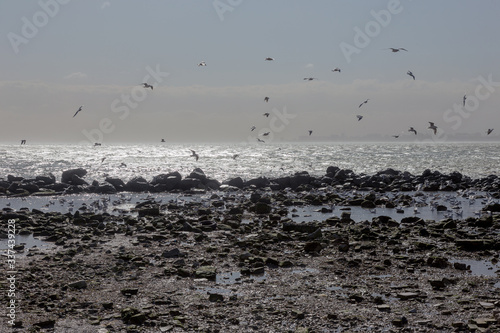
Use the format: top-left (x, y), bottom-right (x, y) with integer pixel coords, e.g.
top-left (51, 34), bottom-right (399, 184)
top-left (288, 191), bottom-right (493, 223)
top-left (216, 271), bottom-right (267, 285)
top-left (450, 259), bottom-right (500, 277)
top-left (217, 271), bottom-right (241, 284)
top-left (0, 234), bottom-right (53, 254)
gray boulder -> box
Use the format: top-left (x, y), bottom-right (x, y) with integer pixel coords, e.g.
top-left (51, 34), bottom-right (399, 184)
top-left (61, 168), bottom-right (87, 184)
top-left (126, 177), bottom-right (150, 192)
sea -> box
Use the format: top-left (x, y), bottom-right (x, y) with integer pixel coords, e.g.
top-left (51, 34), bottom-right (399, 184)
top-left (1, 142), bottom-right (499, 183)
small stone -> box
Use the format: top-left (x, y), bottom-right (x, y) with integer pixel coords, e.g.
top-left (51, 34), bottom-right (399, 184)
top-left (121, 288), bottom-right (139, 296)
top-left (479, 302), bottom-right (494, 309)
top-left (376, 304), bottom-right (391, 312)
top-left (162, 248), bottom-right (184, 258)
top-left (68, 280), bottom-right (87, 289)
top-left (129, 313), bottom-right (147, 325)
top-left (392, 316), bottom-right (408, 327)
top-left (195, 266), bottom-right (217, 280)
top-left (397, 292), bottom-right (419, 300)
top-left (304, 241), bottom-right (322, 253)
top-left (453, 262), bottom-right (469, 270)
top-left (291, 309), bottom-right (305, 319)
top-left (33, 319), bottom-right (55, 328)
top-left (208, 293), bottom-right (224, 302)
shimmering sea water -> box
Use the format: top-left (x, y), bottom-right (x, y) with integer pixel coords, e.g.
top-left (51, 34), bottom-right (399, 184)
top-left (0, 142), bottom-right (499, 182)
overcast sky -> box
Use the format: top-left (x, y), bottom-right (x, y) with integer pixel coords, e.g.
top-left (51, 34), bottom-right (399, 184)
top-left (1, 0), bottom-right (500, 144)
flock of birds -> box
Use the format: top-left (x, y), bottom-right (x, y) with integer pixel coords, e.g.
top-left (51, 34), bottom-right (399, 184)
top-left (17, 48), bottom-right (494, 156)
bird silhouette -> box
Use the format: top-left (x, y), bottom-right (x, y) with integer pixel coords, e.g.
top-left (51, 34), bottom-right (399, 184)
top-left (263, 113), bottom-right (270, 117)
top-left (358, 99), bottom-right (369, 108)
top-left (198, 61), bottom-right (207, 66)
top-left (250, 126), bottom-right (256, 131)
top-left (356, 115), bottom-right (363, 121)
top-left (189, 149), bottom-right (199, 161)
top-left (463, 94), bottom-right (467, 107)
top-left (428, 122), bottom-right (438, 135)
top-left (487, 128), bottom-right (494, 135)
top-left (265, 57), bottom-right (274, 61)
top-left (387, 48), bottom-right (408, 52)
top-left (73, 106), bottom-right (83, 118)
top-left (407, 70), bottom-right (415, 80)
top-left (142, 83), bottom-right (153, 90)
top-left (264, 97), bottom-right (269, 102)
top-left (409, 127), bottom-right (417, 135)
top-left (308, 130), bottom-right (313, 136)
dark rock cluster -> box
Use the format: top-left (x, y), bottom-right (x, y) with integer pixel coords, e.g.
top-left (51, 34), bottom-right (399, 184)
top-left (1, 166), bottom-right (500, 197)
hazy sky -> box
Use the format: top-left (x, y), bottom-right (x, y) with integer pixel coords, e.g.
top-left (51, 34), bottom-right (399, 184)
top-left (1, 0), bottom-right (500, 144)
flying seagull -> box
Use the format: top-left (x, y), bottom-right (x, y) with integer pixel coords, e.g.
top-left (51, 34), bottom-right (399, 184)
top-left (387, 48), bottom-right (408, 52)
top-left (392, 135), bottom-right (400, 138)
top-left (308, 130), bottom-right (313, 136)
top-left (408, 127), bottom-right (417, 135)
top-left (487, 128), bottom-right (494, 135)
top-left (407, 70), bottom-right (415, 80)
top-left (263, 113), bottom-right (270, 117)
top-left (264, 97), bottom-right (269, 102)
top-left (331, 67), bottom-right (341, 73)
top-left (198, 61), bottom-right (207, 66)
top-left (142, 83), bottom-right (153, 90)
top-left (303, 77), bottom-right (317, 81)
top-left (356, 115), bottom-right (363, 121)
top-left (463, 94), bottom-right (467, 107)
top-left (262, 132), bottom-right (270, 136)
top-left (257, 138), bottom-right (265, 143)
top-left (265, 57), bottom-right (274, 61)
top-left (359, 99), bottom-right (369, 108)
top-left (161, 139), bottom-right (165, 142)
top-left (232, 154), bottom-right (239, 160)
top-left (189, 149), bottom-right (199, 161)
top-left (250, 126), bottom-right (256, 131)
top-left (428, 122), bottom-right (438, 135)
top-left (73, 106), bottom-right (83, 118)
top-left (20, 140), bottom-right (26, 145)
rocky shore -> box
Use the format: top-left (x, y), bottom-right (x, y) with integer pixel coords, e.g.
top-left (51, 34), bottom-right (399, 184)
top-left (1, 167), bottom-right (500, 332)
top-left (1, 166), bottom-right (500, 198)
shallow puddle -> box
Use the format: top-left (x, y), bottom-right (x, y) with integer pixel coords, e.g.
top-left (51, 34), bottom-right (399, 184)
top-left (0, 234), bottom-right (53, 254)
top-left (288, 191), bottom-right (494, 223)
top-left (450, 258), bottom-right (500, 277)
